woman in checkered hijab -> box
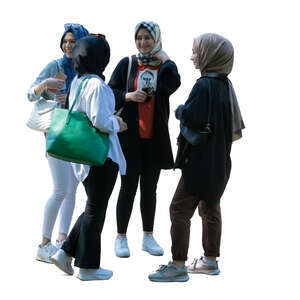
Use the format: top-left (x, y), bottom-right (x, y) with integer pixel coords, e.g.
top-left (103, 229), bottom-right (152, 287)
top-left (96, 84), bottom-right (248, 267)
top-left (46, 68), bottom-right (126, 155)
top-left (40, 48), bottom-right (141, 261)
top-left (134, 21), bottom-right (162, 66)
top-left (109, 21), bottom-right (181, 259)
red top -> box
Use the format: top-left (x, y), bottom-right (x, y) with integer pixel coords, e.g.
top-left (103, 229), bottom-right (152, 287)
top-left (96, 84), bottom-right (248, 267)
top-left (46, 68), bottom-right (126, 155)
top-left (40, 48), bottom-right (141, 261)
top-left (134, 61), bottom-right (160, 139)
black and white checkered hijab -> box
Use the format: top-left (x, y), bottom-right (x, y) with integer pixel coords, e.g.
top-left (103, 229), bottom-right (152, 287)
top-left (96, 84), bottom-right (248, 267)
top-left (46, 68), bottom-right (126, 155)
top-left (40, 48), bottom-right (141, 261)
top-left (135, 21), bottom-right (162, 66)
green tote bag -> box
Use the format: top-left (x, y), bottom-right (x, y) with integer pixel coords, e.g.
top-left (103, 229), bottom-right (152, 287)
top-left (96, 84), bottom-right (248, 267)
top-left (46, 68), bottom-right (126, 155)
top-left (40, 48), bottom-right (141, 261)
top-left (46, 76), bottom-right (110, 166)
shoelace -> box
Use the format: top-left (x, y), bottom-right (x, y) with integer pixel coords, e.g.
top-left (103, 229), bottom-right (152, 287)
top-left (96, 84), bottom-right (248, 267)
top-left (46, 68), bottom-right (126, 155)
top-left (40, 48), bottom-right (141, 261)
top-left (51, 245), bottom-right (58, 255)
top-left (156, 263), bottom-right (171, 272)
top-left (56, 240), bottom-right (64, 248)
top-left (196, 257), bottom-right (218, 268)
top-left (44, 243), bottom-right (57, 256)
top-left (120, 237), bottom-right (128, 248)
top-left (191, 258), bottom-right (199, 269)
top-left (145, 237), bottom-right (156, 246)
top-left (144, 236), bottom-right (161, 248)
top-left (157, 264), bottom-right (168, 272)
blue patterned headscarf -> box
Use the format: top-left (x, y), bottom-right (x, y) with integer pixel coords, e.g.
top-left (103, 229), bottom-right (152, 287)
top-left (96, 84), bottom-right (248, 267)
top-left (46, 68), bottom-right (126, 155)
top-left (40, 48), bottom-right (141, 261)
top-left (60, 23), bottom-right (89, 90)
top-left (135, 21), bottom-right (162, 66)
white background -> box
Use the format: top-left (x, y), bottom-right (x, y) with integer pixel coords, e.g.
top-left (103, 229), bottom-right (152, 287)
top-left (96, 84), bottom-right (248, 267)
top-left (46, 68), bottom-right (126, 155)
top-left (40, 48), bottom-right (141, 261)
top-left (1, 0), bottom-right (299, 299)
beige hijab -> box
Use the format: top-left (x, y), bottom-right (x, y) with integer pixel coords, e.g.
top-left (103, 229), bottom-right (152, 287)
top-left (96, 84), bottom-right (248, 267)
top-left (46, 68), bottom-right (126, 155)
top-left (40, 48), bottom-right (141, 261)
top-left (194, 33), bottom-right (245, 141)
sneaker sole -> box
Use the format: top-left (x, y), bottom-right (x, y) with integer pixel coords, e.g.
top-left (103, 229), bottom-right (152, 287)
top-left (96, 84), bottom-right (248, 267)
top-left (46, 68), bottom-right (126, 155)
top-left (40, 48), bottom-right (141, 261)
top-left (115, 251), bottom-right (130, 258)
top-left (50, 257), bottom-right (74, 275)
top-left (77, 274), bottom-right (113, 281)
top-left (36, 256), bottom-right (53, 264)
top-left (115, 253), bottom-right (130, 258)
top-left (188, 269), bottom-right (220, 275)
top-left (142, 248), bottom-right (164, 256)
top-left (149, 275), bottom-right (189, 282)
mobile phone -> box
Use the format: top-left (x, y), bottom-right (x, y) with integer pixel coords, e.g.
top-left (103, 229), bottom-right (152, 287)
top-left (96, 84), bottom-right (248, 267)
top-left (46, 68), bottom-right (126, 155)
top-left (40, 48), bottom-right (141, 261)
top-left (48, 72), bottom-right (67, 94)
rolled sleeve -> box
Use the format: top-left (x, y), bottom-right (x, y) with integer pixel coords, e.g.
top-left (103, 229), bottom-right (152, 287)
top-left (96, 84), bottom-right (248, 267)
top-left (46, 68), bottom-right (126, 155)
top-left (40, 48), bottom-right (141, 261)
top-left (27, 86), bottom-right (40, 102)
top-left (27, 60), bottom-right (58, 102)
top-left (175, 104), bottom-right (185, 120)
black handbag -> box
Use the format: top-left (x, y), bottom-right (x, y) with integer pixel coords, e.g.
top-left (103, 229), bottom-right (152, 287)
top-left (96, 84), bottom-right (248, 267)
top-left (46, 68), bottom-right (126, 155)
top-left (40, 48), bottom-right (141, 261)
top-left (180, 78), bottom-right (213, 146)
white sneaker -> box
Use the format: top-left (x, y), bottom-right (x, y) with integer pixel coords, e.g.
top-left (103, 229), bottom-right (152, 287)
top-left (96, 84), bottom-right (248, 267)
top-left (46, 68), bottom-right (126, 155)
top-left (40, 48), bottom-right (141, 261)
top-left (142, 234), bottom-right (164, 256)
top-left (77, 267), bottom-right (113, 281)
top-left (50, 249), bottom-right (74, 275)
top-left (36, 242), bottom-right (58, 264)
top-left (187, 257), bottom-right (220, 275)
top-left (115, 236), bottom-right (130, 257)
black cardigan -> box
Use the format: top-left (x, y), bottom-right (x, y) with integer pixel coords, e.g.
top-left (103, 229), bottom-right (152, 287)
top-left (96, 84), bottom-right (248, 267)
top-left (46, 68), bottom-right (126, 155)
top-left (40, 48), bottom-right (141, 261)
top-left (175, 74), bottom-right (233, 204)
top-left (108, 56), bottom-right (181, 170)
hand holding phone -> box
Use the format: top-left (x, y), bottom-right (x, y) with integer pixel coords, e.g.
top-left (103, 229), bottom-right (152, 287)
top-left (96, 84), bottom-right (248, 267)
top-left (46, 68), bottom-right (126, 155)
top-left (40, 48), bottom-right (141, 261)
top-left (47, 72), bottom-right (67, 94)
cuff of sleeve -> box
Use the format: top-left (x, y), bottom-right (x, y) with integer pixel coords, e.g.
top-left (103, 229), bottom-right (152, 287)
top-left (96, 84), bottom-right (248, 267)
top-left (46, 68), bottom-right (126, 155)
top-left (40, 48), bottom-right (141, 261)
top-left (28, 87), bottom-right (40, 101)
top-left (111, 116), bottom-right (120, 133)
top-left (175, 105), bottom-right (184, 120)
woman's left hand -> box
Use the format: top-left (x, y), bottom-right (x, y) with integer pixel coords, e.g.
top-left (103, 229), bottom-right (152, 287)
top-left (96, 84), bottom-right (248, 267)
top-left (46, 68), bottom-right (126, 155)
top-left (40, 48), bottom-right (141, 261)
top-left (175, 105), bottom-right (184, 119)
top-left (153, 50), bottom-right (170, 64)
top-left (56, 93), bottom-right (67, 106)
top-left (115, 116), bottom-right (128, 132)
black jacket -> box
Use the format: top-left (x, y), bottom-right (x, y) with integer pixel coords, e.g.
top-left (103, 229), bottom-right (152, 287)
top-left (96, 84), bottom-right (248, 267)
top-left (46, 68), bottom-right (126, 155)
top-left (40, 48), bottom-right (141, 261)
top-left (108, 56), bottom-right (181, 169)
top-left (175, 74), bottom-right (232, 204)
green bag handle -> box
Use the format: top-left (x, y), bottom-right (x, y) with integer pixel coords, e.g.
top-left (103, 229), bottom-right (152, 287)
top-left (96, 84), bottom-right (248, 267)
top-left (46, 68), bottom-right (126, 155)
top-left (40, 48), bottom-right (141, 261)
top-left (67, 76), bottom-right (91, 124)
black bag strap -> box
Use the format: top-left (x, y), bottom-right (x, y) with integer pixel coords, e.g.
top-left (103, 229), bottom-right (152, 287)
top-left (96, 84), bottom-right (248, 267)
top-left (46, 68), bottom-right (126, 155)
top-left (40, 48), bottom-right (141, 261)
top-left (201, 73), bottom-right (228, 128)
top-left (206, 78), bottom-right (213, 125)
top-left (201, 72), bottom-right (228, 82)
top-left (115, 55), bottom-right (137, 116)
top-left (126, 55), bottom-right (132, 93)
top-left (127, 55), bottom-right (138, 92)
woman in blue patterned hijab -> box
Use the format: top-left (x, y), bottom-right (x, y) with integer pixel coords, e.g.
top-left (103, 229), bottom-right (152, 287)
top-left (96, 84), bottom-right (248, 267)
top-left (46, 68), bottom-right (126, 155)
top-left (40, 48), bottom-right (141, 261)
top-left (27, 23), bottom-right (89, 265)
top-left (59, 24), bottom-right (90, 90)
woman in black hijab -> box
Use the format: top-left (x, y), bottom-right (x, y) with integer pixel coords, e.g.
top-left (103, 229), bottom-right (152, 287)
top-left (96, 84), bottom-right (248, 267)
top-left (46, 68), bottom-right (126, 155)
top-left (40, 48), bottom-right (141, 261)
top-left (50, 35), bottom-right (127, 281)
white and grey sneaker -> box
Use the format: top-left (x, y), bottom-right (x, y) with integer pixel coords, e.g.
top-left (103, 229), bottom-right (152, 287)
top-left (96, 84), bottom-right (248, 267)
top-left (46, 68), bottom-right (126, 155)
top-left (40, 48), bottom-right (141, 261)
top-left (115, 236), bottom-right (130, 258)
top-left (187, 257), bottom-right (220, 275)
top-left (36, 242), bottom-right (58, 264)
top-left (142, 234), bottom-right (164, 256)
top-left (77, 267), bottom-right (113, 281)
top-left (50, 249), bottom-right (74, 275)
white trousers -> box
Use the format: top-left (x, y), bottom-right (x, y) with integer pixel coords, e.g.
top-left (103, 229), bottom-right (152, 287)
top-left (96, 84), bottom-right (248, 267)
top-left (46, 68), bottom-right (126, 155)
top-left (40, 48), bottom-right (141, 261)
top-left (42, 155), bottom-right (79, 239)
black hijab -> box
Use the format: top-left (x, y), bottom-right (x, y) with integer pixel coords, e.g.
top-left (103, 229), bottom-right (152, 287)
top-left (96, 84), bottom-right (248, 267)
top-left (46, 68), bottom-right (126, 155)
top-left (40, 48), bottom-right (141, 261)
top-left (72, 35), bottom-right (110, 80)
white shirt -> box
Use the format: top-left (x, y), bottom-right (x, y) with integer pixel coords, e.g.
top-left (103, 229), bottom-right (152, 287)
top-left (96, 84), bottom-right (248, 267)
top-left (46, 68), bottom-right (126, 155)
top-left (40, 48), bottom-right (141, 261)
top-left (68, 74), bottom-right (126, 181)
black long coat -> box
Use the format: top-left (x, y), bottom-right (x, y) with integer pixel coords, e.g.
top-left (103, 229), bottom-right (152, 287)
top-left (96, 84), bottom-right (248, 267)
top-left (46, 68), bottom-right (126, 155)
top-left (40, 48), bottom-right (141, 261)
top-left (108, 56), bottom-right (181, 170)
top-left (175, 74), bottom-right (232, 204)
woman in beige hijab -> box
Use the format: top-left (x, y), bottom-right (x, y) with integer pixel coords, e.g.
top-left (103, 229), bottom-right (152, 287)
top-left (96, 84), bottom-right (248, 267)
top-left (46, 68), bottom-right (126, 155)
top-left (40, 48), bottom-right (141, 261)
top-left (148, 33), bottom-right (244, 282)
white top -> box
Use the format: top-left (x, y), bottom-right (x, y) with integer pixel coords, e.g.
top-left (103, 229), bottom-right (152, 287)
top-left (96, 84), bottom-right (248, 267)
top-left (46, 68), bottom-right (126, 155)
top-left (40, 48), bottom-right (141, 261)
top-left (68, 74), bottom-right (126, 181)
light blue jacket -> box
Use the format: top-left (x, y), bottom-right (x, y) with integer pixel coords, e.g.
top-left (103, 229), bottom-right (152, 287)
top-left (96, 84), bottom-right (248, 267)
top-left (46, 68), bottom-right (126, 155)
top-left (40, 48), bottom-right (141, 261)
top-left (27, 58), bottom-right (67, 102)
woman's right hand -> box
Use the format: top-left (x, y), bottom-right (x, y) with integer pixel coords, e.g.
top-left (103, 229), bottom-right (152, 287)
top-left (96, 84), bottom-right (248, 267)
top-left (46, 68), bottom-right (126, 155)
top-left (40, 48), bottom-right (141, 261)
top-left (44, 78), bottom-right (65, 91)
top-left (115, 116), bottom-right (128, 132)
top-left (125, 89), bottom-right (147, 103)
